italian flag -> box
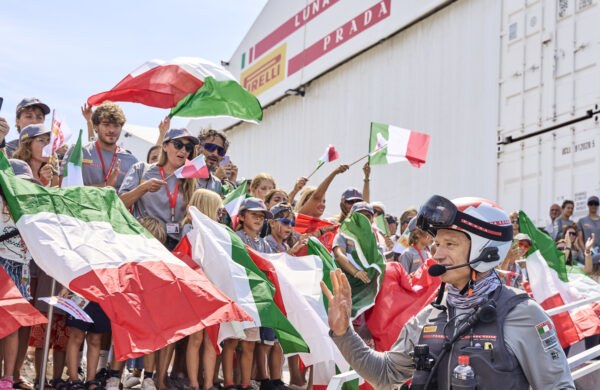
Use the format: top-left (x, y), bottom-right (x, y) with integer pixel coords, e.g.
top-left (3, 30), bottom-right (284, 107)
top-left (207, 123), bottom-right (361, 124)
top-left (61, 129), bottom-right (84, 188)
top-left (0, 265), bottom-right (48, 339)
top-left (337, 213), bottom-right (386, 319)
top-left (0, 155), bottom-right (251, 360)
top-left (223, 180), bottom-right (248, 220)
top-left (42, 109), bottom-right (72, 158)
top-left (368, 122), bottom-right (430, 168)
top-left (179, 207), bottom-right (308, 353)
top-left (87, 57), bottom-right (262, 123)
top-left (519, 211), bottom-right (600, 348)
top-left (365, 261), bottom-right (441, 351)
top-left (174, 155), bottom-right (209, 179)
top-left (373, 214), bottom-right (389, 236)
top-left (316, 145), bottom-right (339, 169)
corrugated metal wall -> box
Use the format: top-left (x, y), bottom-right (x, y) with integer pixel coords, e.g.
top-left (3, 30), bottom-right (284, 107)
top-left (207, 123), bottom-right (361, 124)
top-left (224, 0), bottom-right (500, 218)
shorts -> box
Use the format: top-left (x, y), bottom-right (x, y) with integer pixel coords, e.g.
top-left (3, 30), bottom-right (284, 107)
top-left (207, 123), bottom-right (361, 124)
top-left (66, 301), bottom-right (111, 334)
top-left (259, 327), bottom-right (276, 345)
top-left (0, 257), bottom-right (31, 300)
top-left (243, 327), bottom-right (260, 342)
top-left (29, 314), bottom-right (70, 350)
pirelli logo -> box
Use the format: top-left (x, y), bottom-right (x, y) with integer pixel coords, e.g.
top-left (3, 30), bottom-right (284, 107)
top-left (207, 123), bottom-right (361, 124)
top-left (241, 43), bottom-right (286, 96)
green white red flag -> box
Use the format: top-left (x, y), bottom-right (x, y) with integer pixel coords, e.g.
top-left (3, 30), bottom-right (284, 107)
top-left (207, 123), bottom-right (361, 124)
top-left (182, 207), bottom-right (308, 354)
top-left (316, 145), bottom-right (339, 169)
top-left (173, 155), bottom-right (209, 179)
top-left (519, 211), bottom-right (600, 348)
top-left (0, 154), bottom-right (250, 360)
top-left (368, 122), bottom-right (430, 168)
top-left (87, 57), bottom-right (262, 123)
top-left (337, 213), bottom-right (386, 319)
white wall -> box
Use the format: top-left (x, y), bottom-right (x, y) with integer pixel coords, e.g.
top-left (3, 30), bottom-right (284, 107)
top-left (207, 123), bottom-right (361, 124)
top-left (224, 0), bottom-right (501, 218)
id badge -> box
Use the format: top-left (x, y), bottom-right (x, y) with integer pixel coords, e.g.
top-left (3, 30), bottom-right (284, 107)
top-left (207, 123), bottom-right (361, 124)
top-left (71, 295), bottom-right (90, 310)
top-left (166, 223), bottom-right (180, 234)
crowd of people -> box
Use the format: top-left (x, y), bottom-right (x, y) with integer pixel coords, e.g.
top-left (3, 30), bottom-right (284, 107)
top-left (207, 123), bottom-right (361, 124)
top-left (0, 97), bottom-right (596, 390)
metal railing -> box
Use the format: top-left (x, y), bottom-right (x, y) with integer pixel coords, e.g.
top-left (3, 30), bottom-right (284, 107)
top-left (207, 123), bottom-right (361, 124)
top-left (326, 295), bottom-right (600, 390)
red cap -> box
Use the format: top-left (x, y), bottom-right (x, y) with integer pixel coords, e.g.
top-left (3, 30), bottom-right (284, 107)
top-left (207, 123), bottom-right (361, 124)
top-left (458, 355), bottom-right (470, 365)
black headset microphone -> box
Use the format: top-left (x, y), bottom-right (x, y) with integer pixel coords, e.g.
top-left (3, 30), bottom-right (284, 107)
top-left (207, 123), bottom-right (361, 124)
top-left (428, 246), bottom-right (500, 277)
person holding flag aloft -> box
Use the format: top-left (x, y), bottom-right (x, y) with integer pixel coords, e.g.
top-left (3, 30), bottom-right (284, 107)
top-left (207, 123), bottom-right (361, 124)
top-left (323, 195), bottom-right (575, 390)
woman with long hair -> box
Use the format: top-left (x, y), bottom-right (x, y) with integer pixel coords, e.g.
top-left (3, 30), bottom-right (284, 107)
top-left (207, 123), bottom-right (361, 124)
top-left (12, 124), bottom-right (58, 187)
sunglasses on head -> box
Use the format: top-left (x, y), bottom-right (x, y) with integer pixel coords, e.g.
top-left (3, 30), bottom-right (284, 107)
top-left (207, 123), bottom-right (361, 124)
top-left (345, 199), bottom-right (361, 205)
top-left (275, 218), bottom-right (295, 227)
top-left (203, 142), bottom-right (226, 157)
top-left (170, 139), bottom-right (194, 153)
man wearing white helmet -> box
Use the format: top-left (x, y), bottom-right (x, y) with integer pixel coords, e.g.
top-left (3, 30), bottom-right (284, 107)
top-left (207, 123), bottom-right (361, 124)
top-left (323, 195), bottom-right (574, 390)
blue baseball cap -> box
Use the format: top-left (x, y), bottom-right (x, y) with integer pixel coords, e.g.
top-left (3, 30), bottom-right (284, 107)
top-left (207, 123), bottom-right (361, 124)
top-left (350, 201), bottom-right (374, 216)
top-left (270, 202), bottom-right (294, 218)
top-left (341, 187), bottom-right (363, 202)
top-left (163, 128), bottom-right (199, 145)
top-left (16, 98), bottom-right (50, 116)
top-left (19, 124), bottom-right (50, 143)
top-left (588, 196), bottom-right (599, 205)
top-left (240, 197), bottom-right (273, 219)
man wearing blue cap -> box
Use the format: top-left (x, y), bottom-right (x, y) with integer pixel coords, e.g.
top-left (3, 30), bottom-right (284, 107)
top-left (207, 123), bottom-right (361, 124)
top-left (5, 98), bottom-right (51, 158)
top-left (60, 101), bottom-right (137, 191)
top-left (577, 195), bottom-right (600, 255)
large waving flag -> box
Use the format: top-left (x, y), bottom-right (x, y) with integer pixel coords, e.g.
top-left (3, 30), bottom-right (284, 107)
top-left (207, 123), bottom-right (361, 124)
top-left (365, 261), bottom-right (441, 351)
top-left (87, 57), bottom-right (262, 123)
top-left (337, 213), bottom-right (386, 319)
top-left (519, 211), bottom-right (600, 348)
top-left (61, 130), bottom-right (84, 188)
top-left (181, 208), bottom-right (308, 354)
top-left (294, 213), bottom-right (337, 234)
top-left (368, 122), bottom-right (430, 168)
top-left (0, 155), bottom-right (250, 360)
top-left (0, 266), bottom-right (48, 339)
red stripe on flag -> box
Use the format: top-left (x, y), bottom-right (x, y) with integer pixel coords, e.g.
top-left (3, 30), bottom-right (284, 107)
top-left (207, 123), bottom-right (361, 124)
top-left (405, 130), bottom-right (430, 168)
top-left (0, 266), bottom-right (48, 339)
top-left (328, 146), bottom-right (339, 162)
top-left (87, 64), bottom-right (204, 108)
top-left (294, 213), bottom-right (336, 234)
top-left (365, 261), bottom-right (440, 351)
top-left (539, 293), bottom-right (581, 348)
top-left (69, 259), bottom-right (251, 360)
top-left (246, 247), bottom-right (287, 316)
top-left (179, 159), bottom-right (210, 179)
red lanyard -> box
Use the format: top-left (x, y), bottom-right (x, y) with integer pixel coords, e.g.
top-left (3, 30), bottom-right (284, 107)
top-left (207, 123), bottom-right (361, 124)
top-left (413, 245), bottom-right (426, 263)
top-left (95, 142), bottom-right (118, 183)
top-left (159, 167), bottom-right (179, 222)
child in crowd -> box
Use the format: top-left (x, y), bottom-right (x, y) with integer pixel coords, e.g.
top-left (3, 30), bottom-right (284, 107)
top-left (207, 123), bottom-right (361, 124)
top-left (250, 174), bottom-right (276, 200)
top-left (232, 198), bottom-right (273, 390)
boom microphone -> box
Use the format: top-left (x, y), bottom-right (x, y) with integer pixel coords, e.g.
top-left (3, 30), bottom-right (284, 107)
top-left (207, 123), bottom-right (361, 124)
top-left (428, 247), bottom-right (500, 277)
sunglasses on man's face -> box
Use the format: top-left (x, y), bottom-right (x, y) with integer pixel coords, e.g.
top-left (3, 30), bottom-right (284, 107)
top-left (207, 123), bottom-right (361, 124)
top-left (275, 218), bottom-right (295, 227)
top-left (203, 142), bottom-right (226, 157)
top-left (589, 202), bottom-right (599, 206)
top-left (170, 139), bottom-right (194, 153)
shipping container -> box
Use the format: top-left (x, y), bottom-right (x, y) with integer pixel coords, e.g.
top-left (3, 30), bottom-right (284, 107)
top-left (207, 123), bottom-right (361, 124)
top-left (497, 114), bottom-right (600, 226)
top-left (498, 0), bottom-right (600, 142)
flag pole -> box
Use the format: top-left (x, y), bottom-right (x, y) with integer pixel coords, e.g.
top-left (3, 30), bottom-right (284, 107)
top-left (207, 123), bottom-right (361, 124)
top-left (347, 145), bottom-right (385, 168)
top-left (39, 278), bottom-right (56, 387)
top-left (306, 166), bottom-right (321, 180)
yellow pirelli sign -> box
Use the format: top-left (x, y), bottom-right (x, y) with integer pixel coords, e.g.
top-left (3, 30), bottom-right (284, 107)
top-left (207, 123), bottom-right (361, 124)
top-left (241, 43), bottom-right (286, 96)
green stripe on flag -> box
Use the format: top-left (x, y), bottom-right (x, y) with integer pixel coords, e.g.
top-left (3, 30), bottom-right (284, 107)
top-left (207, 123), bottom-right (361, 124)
top-left (0, 153), bottom-right (152, 238)
top-left (374, 213), bottom-right (390, 235)
top-left (169, 77), bottom-right (263, 122)
top-left (368, 122), bottom-right (389, 166)
top-left (307, 238), bottom-right (338, 311)
top-left (519, 211), bottom-right (569, 283)
top-left (338, 213), bottom-right (386, 318)
top-left (226, 228), bottom-right (308, 353)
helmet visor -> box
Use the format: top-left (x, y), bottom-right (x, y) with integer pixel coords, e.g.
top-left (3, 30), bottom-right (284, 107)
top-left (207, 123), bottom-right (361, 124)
top-left (416, 195), bottom-right (457, 236)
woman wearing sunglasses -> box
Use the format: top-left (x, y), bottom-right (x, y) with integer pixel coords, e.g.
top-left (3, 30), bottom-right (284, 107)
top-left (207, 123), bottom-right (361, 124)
top-left (119, 128), bottom-right (199, 251)
top-left (560, 223), bottom-right (584, 265)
